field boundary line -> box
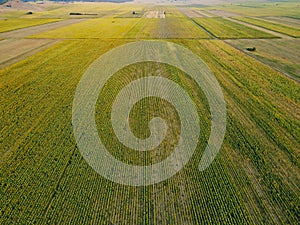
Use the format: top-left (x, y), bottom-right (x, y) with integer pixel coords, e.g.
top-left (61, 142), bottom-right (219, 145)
top-left (190, 18), bottom-right (217, 39)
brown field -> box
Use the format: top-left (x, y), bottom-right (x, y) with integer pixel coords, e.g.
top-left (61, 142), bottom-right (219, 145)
top-left (180, 8), bottom-right (203, 18)
top-left (143, 11), bottom-right (165, 18)
top-left (261, 16), bottom-right (300, 29)
top-left (0, 18), bottom-right (86, 38)
top-left (0, 38), bottom-right (60, 69)
top-left (207, 10), bottom-right (242, 17)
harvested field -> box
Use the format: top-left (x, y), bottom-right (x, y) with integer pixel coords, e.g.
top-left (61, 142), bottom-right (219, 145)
top-left (0, 18), bottom-right (61, 33)
top-left (180, 8), bottom-right (214, 18)
top-left (207, 10), bottom-right (243, 17)
top-left (235, 17), bottom-right (300, 37)
top-left (0, 18), bottom-right (86, 38)
top-left (193, 17), bottom-right (275, 39)
top-left (261, 16), bottom-right (300, 29)
top-left (0, 38), bottom-right (60, 69)
top-left (226, 39), bottom-right (300, 81)
top-left (143, 11), bottom-right (165, 18)
top-left (227, 17), bottom-right (291, 39)
top-left (195, 10), bottom-right (215, 17)
top-left (180, 8), bottom-right (203, 18)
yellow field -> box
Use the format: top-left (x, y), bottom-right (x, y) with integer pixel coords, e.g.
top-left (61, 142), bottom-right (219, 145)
top-left (125, 18), bottom-right (211, 39)
top-left (31, 18), bottom-right (140, 39)
top-left (0, 1), bottom-right (299, 224)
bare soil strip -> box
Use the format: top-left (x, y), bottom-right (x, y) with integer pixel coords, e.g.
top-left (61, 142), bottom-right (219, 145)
top-left (0, 19), bottom-right (87, 38)
top-left (0, 39), bottom-right (60, 69)
top-left (180, 8), bottom-right (207, 18)
top-left (143, 11), bottom-right (165, 19)
top-left (264, 17), bottom-right (300, 28)
top-left (207, 10), bottom-right (243, 17)
top-left (227, 17), bottom-right (293, 39)
top-left (196, 10), bottom-right (215, 18)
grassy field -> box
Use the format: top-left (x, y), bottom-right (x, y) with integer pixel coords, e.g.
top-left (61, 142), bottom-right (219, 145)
top-left (0, 1), bottom-right (299, 224)
top-left (0, 18), bottom-right (62, 33)
top-left (235, 17), bottom-right (300, 37)
top-left (193, 17), bottom-right (276, 39)
top-left (226, 39), bottom-right (300, 81)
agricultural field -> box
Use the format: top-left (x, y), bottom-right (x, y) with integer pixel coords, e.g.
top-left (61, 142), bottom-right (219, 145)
top-left (0, 18), bottom-right (61, 33)
top-left (0, 1), bottom-right (299, 225)
top-left (235, 17), bottom-right (300, 37)
top-left (31, 18), bottom-right (140, 39)
top-left (0, 38), bottom-right (60, 69)
top-left (261, 17), bottom-right (300, 29)
top-left (125, 18), bottom-right (211, 39)
top-left (206, 1), bottom-right (300, 17)
top-left (193, 17), bottom-right (276, 39)
top-left (0, 19), bottom-right (87, 38)
top-left (226, 39), bottom-right (300, 81)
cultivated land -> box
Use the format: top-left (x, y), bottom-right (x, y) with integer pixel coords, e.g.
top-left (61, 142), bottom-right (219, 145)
top-left (193, 17), bottom-right (276, 39)
top-left (0, 1), bottom-right (299, 224)
top-left (226, 39), bottom-right (300, 81)
top-left (235, 17), bottom-right (300, 37)
top-left (0, 18), bottom-right (61, 33)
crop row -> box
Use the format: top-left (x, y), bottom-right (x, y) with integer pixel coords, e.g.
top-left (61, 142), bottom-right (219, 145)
top-left (0, 39), bottom-right (299, 224)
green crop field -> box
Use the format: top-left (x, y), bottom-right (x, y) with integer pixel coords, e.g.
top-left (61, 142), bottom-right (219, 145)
top-left (193, 17), bottom-right (276, 39)
top-left (235, 17), bottom-right (300, 37)
top-left (0, 1), bottom-right (299, 225)
top-left (0, 18), bottom-right (62, 33)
